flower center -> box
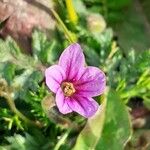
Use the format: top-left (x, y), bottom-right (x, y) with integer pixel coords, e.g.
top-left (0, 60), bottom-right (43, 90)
top-left (61, 82), bottom-right (76, 97)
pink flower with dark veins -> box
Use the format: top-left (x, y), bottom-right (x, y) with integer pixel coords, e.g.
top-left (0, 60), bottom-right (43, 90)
top-left (45, 43), bottom-right (106, 118)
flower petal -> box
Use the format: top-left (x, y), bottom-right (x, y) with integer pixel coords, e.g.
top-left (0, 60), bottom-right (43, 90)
top-left (58, 43), bottom-right (85, 81)
top-left (45, 65), bottom-right (66, 93)
top-left (56, 88), bottom-right (72, 114)
top-left (67, 96), bottom-right (99, 118)
top-left (75, 67), bottom-right (106, 97)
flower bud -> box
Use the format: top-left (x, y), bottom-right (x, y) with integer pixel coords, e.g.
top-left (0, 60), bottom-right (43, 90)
top-left (87, 14), bottom-right (106, 33)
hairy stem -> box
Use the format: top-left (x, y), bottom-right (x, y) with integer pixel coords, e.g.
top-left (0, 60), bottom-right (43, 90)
top-left (50, 9), bottom-right (75, 43)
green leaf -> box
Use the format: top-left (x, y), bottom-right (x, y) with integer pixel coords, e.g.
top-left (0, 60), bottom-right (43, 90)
top-left (14, 70), bottom-right (43, 100)
top-left (95, 91), bottom-right (132, 150)
top-left (84, 45), bottom-right (100, 67)
top-left (119, 49), bottom-right (150, 83)
top-left (32, 30), bottom-right (61, 64)
top-left (92, 28), bottom-right (113, 63)
top-left (73, 96), bottom-right (106, 150)
top-left (1, 63), bottom-right (16, 84)
top-left (32, 30), bottom-right (47, 60)
top-left (0, 37), bottom-right (21, 61)
top-left (3, 132), bottom-right (51, 150)
top-left (12, 69), bottom-right (34, 89)
top-left (97, 28), bottom-right (113, 48)
top-left (0, 37), bottom-right (37, 69)
top-left (73, 0), bottom-right (88, 15)
top-left (135, 50), bottom-right (150, 72)
top-left (73, 91), bottom-right (132, 150)
top-left (6, 37), bottom-right (21, 56)
top-left (0, 39), bottom-right (13, 63)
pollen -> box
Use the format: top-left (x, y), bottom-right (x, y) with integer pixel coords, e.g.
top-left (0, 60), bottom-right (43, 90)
top-left (61, 82), bottom-right (76, 97)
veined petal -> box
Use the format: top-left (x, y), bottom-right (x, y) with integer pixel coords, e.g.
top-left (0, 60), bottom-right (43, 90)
top-left (45, 65), bottom-right (66, 93)
top-left (56, 88), bottom-right (72, 114)
top-left (58, 43), bottom-right (85, 81)
top-left (67, 96), bottom-right (99, 118)
top-left (75, 67), bottom-right (106, 97)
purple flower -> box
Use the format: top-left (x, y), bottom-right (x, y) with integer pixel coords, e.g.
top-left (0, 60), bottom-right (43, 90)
top-left (45, 43), bottom-right (106, 118)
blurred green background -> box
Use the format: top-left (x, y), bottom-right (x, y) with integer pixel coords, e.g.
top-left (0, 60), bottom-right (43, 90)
top-left (0, 0), bottom-right (150, 150)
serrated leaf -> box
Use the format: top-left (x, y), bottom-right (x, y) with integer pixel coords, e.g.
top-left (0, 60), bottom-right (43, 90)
top-left (32, 30), bottom-right (60, 64)
top-left (2, 63), bottom-right (16, 84)
top-left (6, 37), bottom-right (21, 56)
top-left (32, 30), bottom-right (47, 59)
top-left (0, 37), bottom-right (37, 69)
top-left (135, 50), bottom-right (150, 72)
top-left (120, 49), bottom-right (150, 83)
top-left (3, 132), bottom-right (51, 150)
top-left (0, 39), bottom-right (13, 63)
top-left (14, 70), bottom-right (43, 101)
top-left (12, 69), bottom-right (34, 89)
top-left (6, 134), bottom-right (26, 150)
top-left (0, 37), bottom-right (21, 61)
top-left (84, 46), bottom-right (100, 67)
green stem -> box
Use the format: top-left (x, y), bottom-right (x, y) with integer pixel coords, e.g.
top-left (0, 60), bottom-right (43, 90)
top-left (50, 9), bottom-right (75, 43)
top-left (54, 129), bottom-right (71, 150)
top-left (0, 92), bottom-right (43, 128)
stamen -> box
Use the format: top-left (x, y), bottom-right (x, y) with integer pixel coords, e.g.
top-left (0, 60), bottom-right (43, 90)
top-left (61, 82), bottom-right (76, 97)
